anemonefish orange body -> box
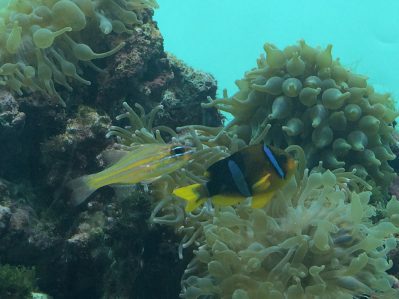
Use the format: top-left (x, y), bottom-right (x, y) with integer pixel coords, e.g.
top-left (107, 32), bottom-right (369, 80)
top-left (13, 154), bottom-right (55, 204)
top-left (173, 144), bottom-right (297, 212)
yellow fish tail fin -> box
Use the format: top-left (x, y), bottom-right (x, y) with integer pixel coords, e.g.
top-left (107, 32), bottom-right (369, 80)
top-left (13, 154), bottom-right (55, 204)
top-left (173, 184), bottom-right (206, 212)
top-left (251, 191), bottom-right (276, 209)
top-left (67, 175), bottom-right (97, 206)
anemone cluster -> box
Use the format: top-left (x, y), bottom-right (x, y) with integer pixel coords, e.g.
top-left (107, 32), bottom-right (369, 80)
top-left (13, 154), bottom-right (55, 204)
top-left (180, 170), bottom-right (399, 299)
top-left (105, 39), bottom-right (399, 298)
top-left (0, 0), bottom-right (158, 105)
top-left (203, 41), bottom-right (398, 193)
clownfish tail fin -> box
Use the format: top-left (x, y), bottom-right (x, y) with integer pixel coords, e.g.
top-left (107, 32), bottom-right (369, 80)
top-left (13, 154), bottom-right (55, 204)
top-left (173, 184), bottom-right (207, 212)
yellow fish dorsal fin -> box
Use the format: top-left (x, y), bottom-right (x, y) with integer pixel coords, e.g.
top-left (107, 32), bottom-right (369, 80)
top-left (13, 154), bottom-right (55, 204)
top-left (251, 191), bottom-right (276, 209)
top-left (212, 194), bottom-right (243, 207)
top-left (251, 173), bottom-right (271, 193)
top-left (173, 184), bottom-right (206, 212)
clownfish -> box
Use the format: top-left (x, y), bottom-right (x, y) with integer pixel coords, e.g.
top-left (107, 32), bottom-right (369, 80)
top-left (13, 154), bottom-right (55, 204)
top-left (173, 144), bottom-right (297, 212)
top-left (68, 144), bottom-right (194, 206)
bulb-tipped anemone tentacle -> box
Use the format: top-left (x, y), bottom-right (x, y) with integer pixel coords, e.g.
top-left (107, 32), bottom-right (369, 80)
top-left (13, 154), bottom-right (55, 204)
top-left (0, 0), bottom-right (158, 103)
top-left (200, 41), bottom-right (398, 194)
top-left (178, 167), bottom-right (399, 299)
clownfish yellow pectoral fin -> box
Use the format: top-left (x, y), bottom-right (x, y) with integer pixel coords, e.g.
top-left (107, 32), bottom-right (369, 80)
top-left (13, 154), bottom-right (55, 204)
top-left (251, 191), bottom-right (276, 209)
top-left (173, 184), bottom-right (207, 213)
top-left (212, 194), bottom-right (244, 207)
top-left (251, 174), bottom-right (271, 193)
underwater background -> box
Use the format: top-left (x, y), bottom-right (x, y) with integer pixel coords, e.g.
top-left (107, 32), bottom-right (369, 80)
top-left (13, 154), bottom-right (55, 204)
top-left (0, 0), bottom-right (399, 298)
top-left (156, 0), bottom-right (399, 111)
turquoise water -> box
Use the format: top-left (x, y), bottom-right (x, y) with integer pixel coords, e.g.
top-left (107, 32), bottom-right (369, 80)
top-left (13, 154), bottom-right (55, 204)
top-left (0, 1), bottom-right (398, 298)
top-left (155, 0), bottom-right (399, 108)
top-left (1, 0), bottom-right (397, 102)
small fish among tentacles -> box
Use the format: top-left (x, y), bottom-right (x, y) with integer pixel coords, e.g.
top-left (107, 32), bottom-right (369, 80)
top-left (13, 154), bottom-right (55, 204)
top-left (173, 144), bottom-right (297, 212)
top-left (68, 144), bottom-right (194, 205)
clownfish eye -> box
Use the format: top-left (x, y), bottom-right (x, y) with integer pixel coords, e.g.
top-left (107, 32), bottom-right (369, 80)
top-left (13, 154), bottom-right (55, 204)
top-left (171, 146), bottom-right (187, 156)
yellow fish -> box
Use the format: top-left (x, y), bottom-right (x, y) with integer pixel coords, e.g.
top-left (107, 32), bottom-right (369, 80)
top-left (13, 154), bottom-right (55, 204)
top-left (68, 144), bottom-right (194, 205)
top-left (173, 144), bottom-right (297, 212)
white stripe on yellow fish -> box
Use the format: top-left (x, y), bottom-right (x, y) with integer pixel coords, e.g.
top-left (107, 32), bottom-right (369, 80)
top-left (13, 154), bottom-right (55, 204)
top-left (68, 144), bottom-right (194, 206)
